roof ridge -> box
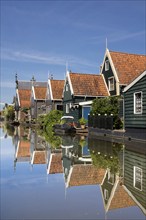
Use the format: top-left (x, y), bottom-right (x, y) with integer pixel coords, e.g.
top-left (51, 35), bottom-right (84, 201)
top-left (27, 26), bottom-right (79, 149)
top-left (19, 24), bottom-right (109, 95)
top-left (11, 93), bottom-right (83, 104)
top-left (70, 72), bottom-right (99, 76)
top-left (109, 50), bottom-right (146, 56)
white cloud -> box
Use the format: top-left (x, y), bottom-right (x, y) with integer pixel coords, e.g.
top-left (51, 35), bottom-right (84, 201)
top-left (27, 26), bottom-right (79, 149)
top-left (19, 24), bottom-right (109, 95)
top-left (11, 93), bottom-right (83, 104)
top-left (1, 48), bottom-right (97, 68)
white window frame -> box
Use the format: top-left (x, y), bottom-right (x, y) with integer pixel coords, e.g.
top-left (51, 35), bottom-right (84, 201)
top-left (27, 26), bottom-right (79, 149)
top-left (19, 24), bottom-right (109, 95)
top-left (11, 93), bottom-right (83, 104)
top-left (66, 84), bottom-right (69, 91)
top-left (104, 189), bottom-right (109, 200)
top-left (66, 103), bottom-right (70, 113)
top-left (134, 91), bottom-right (142, 114)
top-left (105, 60), bottom-right (109, 71)
top-left (108, 77), bottom-right (114, 91)
top-left (107, 169), bottom-right (115, 185)
top-left (133, 166), bottom-right (142, 191)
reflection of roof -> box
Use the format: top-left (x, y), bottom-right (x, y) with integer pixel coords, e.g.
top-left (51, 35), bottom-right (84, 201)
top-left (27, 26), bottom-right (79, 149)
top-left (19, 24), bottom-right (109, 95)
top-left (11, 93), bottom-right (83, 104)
top-left (109, 182), bottom-right (136, 211)
top-left (68, 165), bottom-right (105, 187)
top-left (48, 153), bottom-right (63, 174)
top-left (69, 73), bottom-right (109, 96)
top-left (16, 140), bottom-right (30, 159)
top-left (32, 151), bottom-right (46, 164)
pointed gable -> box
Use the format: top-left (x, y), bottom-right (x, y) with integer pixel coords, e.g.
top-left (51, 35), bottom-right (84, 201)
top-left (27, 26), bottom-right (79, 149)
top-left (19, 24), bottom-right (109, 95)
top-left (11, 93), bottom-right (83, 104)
top-left (50, 79), bottom-right (64, 100)
top-left (69, 73), bottom-right (109, 97)
top-left (109, 51), bottom-right (146, 85)
top-left (68, 165), bottom-right (106, 187)
top-left (109, 182), bottom-right (136, 210)
top-left (17, 81), bottom-right (32, 108)
top-left (33, 82), bottom-right (47, 100)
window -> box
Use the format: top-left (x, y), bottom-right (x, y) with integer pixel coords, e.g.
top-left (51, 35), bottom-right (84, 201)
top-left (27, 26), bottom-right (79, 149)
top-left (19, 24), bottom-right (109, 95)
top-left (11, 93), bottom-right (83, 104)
top-left (133, 166), bottom-right (142, 191)
top-left (134, 92), bottom-right (142, 114)
top-left (104, 189), bottom-right (109, 200)
top-left (66, 84), bottom-right (69, 91)
top-left (108, 77), bottom-right (114, 91)
top-left (56, 105), bottom-right (63, 111)
top-left (105, 60), bottom-right (109, 71)
top-left (108, 170), bottom-right (115, 185)
top-left (66, 103), bottom-right (70, 113)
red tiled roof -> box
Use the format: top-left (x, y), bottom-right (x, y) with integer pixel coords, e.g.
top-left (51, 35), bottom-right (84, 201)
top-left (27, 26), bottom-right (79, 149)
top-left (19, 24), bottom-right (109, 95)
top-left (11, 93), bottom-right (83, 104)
top-left (49, 153), bottom-right (63, 174)
top-left (109, 182), bottom-right (136, 210)
top-left (18, 89), bottom-right (31, 108)
top-left (69, 165), bottom-right (105, 187)
top-left (110, 51), bottom-right (146, 85)
top-left (70, 73), bottom-right (109, 96)
top-left (33, 151), bottom-right (46, 164)
top-left (34, 87), bottom-right (47, 100)
top-left (50, 80), bottom-right (64, 100)
top-left (17, 141), bottom-right (30, 158)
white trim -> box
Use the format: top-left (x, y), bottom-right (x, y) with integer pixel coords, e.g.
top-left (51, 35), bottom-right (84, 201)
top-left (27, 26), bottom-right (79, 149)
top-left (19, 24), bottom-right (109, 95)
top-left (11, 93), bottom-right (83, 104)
top-left (67, 71), bottom-right (74, 95)
top-left (134, 91), bottom-right (143, 114)
top-left (101, 74), bottom-right (110, 96)
top-left (15, 140), bottom-right (20, 158)
top-left (16, 89), bottom-right (20, 107)
top-left (123, 185), bottom-right (146, 215)
top-left (31, 151), bottom-right (35, 164)
top-left (61, 116), bottom-right (74, 120)
top-left (100, 49), bottom-right (120, 95)
top-left (133, 166), bottom-right (143, 191)
top-left (48, 79), bottom-right (53, 100)
top-left (32, 86), bottom-right (36, 100)
top-left (124, 70), bottom-right (146, 92)
top-left (108, 76), bottom-right (115, 91)
top-left (65, 166), bottom-right (73, 188)
top-left (47, 153), bottom-right (54, 174)
top-left (79, 101), bottom-right (93, 106)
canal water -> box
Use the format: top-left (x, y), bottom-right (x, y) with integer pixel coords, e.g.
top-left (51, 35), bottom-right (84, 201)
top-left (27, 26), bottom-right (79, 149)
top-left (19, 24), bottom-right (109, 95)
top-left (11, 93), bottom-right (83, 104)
top-left (0, 125), bottom-right (146, 220)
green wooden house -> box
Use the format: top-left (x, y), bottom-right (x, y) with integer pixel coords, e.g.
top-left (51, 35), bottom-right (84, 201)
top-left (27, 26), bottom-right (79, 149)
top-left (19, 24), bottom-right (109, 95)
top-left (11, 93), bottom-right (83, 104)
top-left (101, 49), bottom-right (146, 96)
top-left (63, 71), bottom-right (109, 122)
top-left (123, 143), bottom-right (146, 215)
top-left (123, 70), bottom-right (146, 140)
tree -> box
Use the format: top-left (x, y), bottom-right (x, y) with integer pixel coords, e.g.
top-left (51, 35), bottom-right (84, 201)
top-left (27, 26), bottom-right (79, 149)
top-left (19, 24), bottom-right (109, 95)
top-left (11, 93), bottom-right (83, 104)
top-left (4, 105), bottom-right (15, 121)
top-left (91, 97), bottom-right (123, 129)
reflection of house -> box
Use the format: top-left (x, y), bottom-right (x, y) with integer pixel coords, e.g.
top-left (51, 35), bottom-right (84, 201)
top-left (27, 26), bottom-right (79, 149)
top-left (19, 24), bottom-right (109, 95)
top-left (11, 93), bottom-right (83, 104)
top-left (47, 150), bottom-right (63, 174)
top-left (123, 143), bottom-right (146, 215)
top-left (101, 49), bottom-right (146, 96)
top-left (31, 81), bottom-right (47, 119)
top-left (123, 70), bottom-right (146, 140)
top-left (15, 140), bottom-right (30, 162)
top-left (46, 79), bottom-right (64, 113)
top-left (30, 130), bottom-right (48, 165)
top-left (67, 165), bottom-right (105, 188)
top-left (63, 71), bottom-right (109, 121)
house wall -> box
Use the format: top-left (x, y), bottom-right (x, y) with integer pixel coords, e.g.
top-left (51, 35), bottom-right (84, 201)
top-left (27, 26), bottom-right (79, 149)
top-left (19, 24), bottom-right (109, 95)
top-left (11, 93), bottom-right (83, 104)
top-left (124, 146), bottom-right (146, 212)
top-left (102, 56), bottom-right (117, 96)
top-left (124, 75), bottom-right (146, 129)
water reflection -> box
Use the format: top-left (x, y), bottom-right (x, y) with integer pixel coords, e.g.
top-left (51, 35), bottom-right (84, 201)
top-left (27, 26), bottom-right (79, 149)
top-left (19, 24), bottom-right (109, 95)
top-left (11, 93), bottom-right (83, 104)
top-left (1, 125), bottom-right (146, 219)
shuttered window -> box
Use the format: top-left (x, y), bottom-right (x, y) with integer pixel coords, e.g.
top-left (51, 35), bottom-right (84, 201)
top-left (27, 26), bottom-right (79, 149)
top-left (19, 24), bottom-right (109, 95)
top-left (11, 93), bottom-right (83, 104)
top-left (133, 166), bottom-right (142, 191)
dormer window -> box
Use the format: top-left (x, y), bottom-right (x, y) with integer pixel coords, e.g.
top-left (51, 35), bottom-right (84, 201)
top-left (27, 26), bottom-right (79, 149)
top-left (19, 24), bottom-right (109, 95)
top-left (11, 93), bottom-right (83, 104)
top-left (105, 60), bottom-right (109, 71)
top-left (108, 77), bottom-right (114, 91)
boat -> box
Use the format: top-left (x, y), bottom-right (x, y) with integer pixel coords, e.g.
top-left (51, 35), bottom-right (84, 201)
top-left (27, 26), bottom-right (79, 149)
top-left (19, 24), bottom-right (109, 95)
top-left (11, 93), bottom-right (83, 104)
top-left (53, 116), bottom-right (76, 134)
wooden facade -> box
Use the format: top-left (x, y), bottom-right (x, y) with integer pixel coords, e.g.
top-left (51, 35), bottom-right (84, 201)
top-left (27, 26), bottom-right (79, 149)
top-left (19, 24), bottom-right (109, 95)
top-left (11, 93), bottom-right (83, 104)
top-left (63, 71), bottom-right (109, 122)
top-left (123, 143), bottom-right (146, 215)
top-left (123, 71), bottom-right (146, 140)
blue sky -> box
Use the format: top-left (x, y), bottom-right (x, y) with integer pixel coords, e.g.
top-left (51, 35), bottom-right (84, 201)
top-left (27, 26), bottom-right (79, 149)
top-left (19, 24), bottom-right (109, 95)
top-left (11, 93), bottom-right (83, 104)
top-left (0, 0), bottom-right (146, 105)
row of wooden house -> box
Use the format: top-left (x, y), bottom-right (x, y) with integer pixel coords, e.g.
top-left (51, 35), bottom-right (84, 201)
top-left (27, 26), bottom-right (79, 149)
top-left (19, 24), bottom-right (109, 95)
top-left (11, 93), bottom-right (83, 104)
top-left (14, 48), bottom-right (146, 139)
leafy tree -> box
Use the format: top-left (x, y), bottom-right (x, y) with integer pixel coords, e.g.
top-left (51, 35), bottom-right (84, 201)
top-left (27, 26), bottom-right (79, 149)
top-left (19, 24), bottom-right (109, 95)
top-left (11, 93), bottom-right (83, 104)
top-left (91, 96), bottom-right (123, 129)
top-left (4, 105), bottom-right (15, 121)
